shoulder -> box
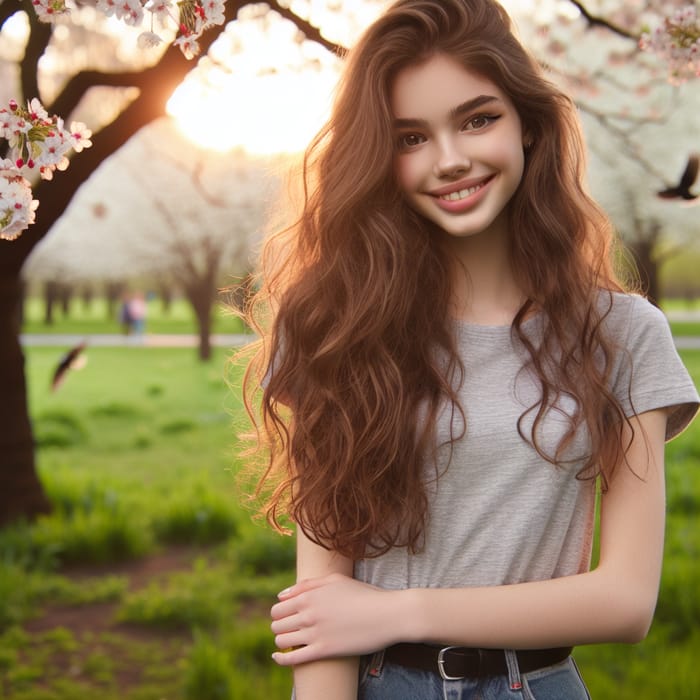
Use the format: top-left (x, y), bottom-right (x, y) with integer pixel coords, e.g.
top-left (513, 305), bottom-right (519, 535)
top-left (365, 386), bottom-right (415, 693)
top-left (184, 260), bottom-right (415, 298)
top-left (599, 290), bottom-right (665, 323)
top-left (597, 291), bottom-right (670, 344)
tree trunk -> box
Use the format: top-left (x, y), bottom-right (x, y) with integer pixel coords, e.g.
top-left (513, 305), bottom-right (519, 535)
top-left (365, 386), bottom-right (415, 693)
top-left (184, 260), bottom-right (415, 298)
top-left (194, 297), bottom-right (212, 361)
top-left (628, 239), bottom-right (660, 307)
top-left (105, 281), bottom-right (125, 320)
top-left (158, 283), bottom-right (173, 314)
top-left (43, 281), bottom-right (59, 325)
top-left (81, 284), bottom-right (94, 310)
top-left (0, 275), bottom-right (51, 526)
top-left (59, 284), bottom-right (72, 317)
top-left (184, 281), bottom-right (213, 362)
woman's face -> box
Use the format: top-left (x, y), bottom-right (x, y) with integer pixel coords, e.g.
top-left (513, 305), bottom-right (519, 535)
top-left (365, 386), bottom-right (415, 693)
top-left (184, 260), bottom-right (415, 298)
top-left (391, 53), bottom-right (526, 241)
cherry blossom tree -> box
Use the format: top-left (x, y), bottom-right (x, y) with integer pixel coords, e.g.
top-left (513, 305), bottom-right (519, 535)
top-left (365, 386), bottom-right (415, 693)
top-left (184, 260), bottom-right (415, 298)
top-left (0, 0), bottom-right (345, 526)
top-left (0, 0), bottom-right (698, 525)
top-left (522, 0), bottom-right (700, 304)
top-left (25, 118), bottom-right (281, 359)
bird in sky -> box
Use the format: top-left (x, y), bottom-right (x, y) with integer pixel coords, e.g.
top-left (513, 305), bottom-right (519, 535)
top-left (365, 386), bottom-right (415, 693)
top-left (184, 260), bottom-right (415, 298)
top-left (657, 153), bottom-right (699, 204)
top-left (51, 342), bottom-right (87, 392)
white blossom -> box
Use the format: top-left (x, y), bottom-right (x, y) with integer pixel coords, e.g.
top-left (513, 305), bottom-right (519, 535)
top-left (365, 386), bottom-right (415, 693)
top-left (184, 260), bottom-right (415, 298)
top-left (137, 30), bottom-right (165, 49)
top-left (0, 166), bottom-right (39, 241)
top-left (69, 122), bottom-right (93, 153)
top-left (0, 100), bottom-right (92, 239)
top-left (174, 33), bottom-right (202, 60)
top-left (145, 0), bottom-right (176, 27)
top-left (28, 0), bottom-right (225, 58)
top-left (201, 0), bottom-right (226, 27)
top-left (31, 0), bottom-right (69, 22)
top-left (640, 6), bottom-right (700, 83)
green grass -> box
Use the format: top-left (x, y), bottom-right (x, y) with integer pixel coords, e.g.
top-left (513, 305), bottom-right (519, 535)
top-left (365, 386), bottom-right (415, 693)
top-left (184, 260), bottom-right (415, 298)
top-left (0, 345), bottom-right (294, 698)
top-left (669, 321), bottom-right (700, 337)
top-left (0, 344), bottom-right (698, 699)
top-left (21, 296), bottom-right (247, 336)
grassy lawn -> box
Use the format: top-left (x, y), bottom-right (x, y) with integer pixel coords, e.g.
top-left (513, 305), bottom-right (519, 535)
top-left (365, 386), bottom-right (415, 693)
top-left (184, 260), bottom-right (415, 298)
top-left (0, 342), bottom-right (698, 699)
top-left (21, 297), bottom-right (248, 336)
top-left (2, 346), bottom-right (294, 699)
top-left (669, 321), bottom-right (700, 337)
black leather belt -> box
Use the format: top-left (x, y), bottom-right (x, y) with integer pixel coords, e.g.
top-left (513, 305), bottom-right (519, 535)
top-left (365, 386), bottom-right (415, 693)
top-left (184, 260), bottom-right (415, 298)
top-left (383, 643), bottom-right (573, 681)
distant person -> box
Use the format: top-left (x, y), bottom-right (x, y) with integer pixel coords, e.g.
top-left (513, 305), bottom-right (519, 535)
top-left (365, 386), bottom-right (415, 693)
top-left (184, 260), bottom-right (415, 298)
top-left (129, 292), bottom-right (147, 336)
top-left (118, 292), bottom-right (132, 335)
top-left (243, 1), bottom-right (700, 698)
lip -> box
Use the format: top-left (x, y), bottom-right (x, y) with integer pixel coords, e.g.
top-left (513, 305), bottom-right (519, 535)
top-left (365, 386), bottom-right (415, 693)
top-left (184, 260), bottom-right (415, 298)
top-left (429, 174), bottom-right (495, 198)
top-left (428, 174), bottom-right (495, 213)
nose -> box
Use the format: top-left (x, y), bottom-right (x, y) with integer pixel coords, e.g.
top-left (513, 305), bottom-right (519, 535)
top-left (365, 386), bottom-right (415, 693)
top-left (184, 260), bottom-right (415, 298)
top-left (433, 135), bottom-right (471, 178)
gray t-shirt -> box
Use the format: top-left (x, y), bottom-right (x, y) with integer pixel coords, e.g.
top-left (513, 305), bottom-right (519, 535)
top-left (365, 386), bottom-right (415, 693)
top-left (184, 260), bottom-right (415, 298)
top-left (355, 293), bottom-right (699, 590)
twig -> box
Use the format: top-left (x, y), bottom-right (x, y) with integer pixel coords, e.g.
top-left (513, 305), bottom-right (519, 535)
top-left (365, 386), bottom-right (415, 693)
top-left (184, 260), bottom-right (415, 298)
top-left (564, 0), bottom-right (639, 40)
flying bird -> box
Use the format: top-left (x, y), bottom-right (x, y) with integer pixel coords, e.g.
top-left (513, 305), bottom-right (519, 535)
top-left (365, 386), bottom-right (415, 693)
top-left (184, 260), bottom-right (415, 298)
top-left (657, 153), bottom-right (699, 204)
top-left (51, 342), bottom-right (87, 392)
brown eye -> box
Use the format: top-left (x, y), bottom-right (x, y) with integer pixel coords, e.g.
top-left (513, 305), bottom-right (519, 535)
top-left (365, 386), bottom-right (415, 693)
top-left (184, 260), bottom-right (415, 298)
top-left (464, 114), bottom-right (499, 131)
top-left (397, 133), bottom-right (426, 150)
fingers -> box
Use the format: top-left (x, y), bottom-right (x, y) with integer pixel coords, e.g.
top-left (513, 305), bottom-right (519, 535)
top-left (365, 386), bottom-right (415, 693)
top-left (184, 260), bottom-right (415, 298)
top-left (277, 574), bottom-right (340, 601)
top-left (272, 646), bottom-right (315, 666)
top-left (270, 574), bottom-right (349, 666)
top-left (273, 629), bottom-right (308, 652)
top-left (270, 597), bottom-right (296, 621)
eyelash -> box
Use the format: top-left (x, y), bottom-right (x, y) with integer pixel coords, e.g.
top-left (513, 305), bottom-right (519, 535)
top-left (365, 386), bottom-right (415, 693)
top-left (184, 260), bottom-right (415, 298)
top-left (463, 113), bottom-right (500, 131)
top-left (396, 113), bottom-right (501, 151)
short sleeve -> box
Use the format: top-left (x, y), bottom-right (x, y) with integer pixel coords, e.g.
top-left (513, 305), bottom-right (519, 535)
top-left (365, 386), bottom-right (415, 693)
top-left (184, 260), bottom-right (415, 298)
top-left (609, 294), bottom-right (699, 441)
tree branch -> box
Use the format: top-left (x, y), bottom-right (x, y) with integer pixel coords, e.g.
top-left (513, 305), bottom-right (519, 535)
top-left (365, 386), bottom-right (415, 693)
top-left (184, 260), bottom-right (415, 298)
top-left (0, 0), bottom-right (19, 28)
top-left (18, 0), bottom-right (52, 103)
top-left (564, 0), bottom-right (638, 40)
top-left (577, 100), bottom-right (669, 183)
top-left (269, 0), bottom-right (344, 55)
top-left (47, 0), bottom-right (249, 117)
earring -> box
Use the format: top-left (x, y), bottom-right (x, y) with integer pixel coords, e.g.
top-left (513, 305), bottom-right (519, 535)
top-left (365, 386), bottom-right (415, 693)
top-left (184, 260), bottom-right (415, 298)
top-left (524, 139), bottom-right (534, 149)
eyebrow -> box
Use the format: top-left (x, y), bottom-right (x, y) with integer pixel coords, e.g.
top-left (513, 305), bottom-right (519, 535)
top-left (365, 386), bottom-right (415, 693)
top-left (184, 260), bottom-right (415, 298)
top-left (393, 94), bottom-right (501, 129)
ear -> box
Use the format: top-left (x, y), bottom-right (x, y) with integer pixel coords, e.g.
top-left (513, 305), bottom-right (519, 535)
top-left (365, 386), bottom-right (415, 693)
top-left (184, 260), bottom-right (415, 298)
top-left (523, 132), bottom-right (534, 149)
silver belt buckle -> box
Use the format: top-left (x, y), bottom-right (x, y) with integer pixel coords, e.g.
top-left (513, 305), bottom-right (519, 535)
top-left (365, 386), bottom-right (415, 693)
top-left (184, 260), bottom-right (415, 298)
top-left (437, 646), bottom-right (466, 681)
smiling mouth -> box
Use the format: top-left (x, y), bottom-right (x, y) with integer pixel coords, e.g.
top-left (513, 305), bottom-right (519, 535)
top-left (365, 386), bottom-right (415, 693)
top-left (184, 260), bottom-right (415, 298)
top-left (434, 175), bottom-right (494, 202)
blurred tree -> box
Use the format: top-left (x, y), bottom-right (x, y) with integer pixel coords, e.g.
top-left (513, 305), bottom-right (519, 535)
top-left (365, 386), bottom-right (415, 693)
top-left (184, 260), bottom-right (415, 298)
top-left (0, 0), bottom-right (342, 525)
top-left (26, 119), bottom-right (278, 359)
top-left (521, 0), bottom-right (700, 302)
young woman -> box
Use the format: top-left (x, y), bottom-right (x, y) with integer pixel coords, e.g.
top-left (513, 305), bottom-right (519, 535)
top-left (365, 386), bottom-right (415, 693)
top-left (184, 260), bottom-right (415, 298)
top-left (244, 1), bottom-right (700, 697)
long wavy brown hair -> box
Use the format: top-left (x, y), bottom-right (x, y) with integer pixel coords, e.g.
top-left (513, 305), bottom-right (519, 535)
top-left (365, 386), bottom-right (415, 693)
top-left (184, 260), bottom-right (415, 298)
top-left (242, 0), bottom-right (634, 560)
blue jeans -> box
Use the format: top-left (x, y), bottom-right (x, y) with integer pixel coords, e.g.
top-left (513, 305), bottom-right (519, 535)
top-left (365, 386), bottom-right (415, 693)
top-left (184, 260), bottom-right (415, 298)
top-left (358, 649), bottom-right (591, 700)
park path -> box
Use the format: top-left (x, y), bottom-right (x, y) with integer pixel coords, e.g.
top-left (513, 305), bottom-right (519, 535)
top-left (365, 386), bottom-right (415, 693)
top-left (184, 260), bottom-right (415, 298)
top-left (19, 308), bottom-right (700, 351)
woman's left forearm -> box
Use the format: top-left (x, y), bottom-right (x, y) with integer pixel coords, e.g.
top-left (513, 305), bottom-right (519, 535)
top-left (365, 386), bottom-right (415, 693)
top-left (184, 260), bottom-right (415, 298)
top-left (400, 411), bottom-right (668, 650)
top-left (398, 565), bottom-right (658, 649)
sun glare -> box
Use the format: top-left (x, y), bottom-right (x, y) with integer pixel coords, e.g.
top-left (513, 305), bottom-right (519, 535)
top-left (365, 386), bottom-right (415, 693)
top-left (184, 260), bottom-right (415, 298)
top-left (166, 0), bottom-right (552, 155)
top-left (167, 67), bottom-right (337, 155)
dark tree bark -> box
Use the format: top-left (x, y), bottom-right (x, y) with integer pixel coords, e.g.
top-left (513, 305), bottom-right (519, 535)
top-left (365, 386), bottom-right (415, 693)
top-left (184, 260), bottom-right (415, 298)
top-left (626, 220), bottom-right (664, 308)
top-left (155, 278), bottom-right (174, 314)
top-left (186, 283), bottom-right (214, 361)
top-left (0, 0), bottom-right (339, 525)
top-left (104, 281), bottom-right (126, 320)
top-left (629, 238), bottom-right (660, 307)
top-left (81, 284), bottom-right (94, 311)
top-left (0, 274), bottom-right (50, 525)
top-left (43, 281), bottom-right (59, 325)
top-left (59, 283), bottom-right (72, 317)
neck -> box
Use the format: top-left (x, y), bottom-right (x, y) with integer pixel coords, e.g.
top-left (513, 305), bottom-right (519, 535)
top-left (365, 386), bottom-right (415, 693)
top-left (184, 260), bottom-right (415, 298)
top-left (444, 227), bottom-right (523, 326)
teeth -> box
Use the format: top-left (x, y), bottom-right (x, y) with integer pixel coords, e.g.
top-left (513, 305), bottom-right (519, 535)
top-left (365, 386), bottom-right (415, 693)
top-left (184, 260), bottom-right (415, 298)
top-left (440, 183), bottom-right (483, 201)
